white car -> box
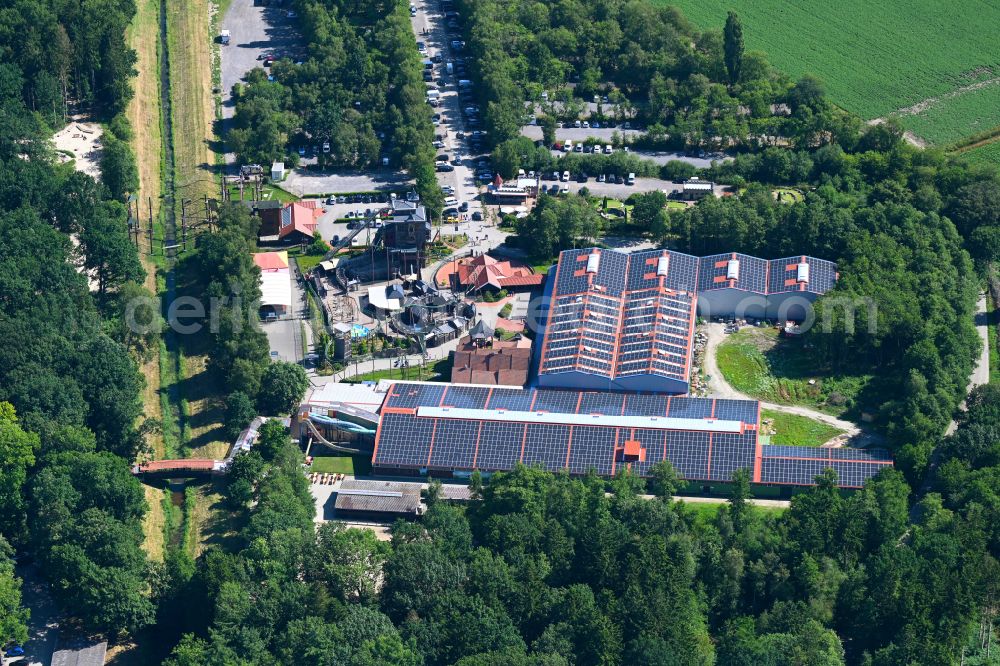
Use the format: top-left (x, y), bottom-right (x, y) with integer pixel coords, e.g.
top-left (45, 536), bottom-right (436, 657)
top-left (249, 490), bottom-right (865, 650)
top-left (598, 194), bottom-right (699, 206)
top-left (561, 170), bottom-right (570, 182)
top-left (445, 196), bottom-right (459, 206)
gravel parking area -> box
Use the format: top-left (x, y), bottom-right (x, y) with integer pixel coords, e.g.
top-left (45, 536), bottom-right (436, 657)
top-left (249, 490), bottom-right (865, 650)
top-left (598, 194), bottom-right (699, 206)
top-left (281, 169), bottom-right (414, 197)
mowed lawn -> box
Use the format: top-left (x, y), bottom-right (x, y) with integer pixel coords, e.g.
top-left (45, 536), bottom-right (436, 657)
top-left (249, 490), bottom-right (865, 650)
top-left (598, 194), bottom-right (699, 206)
top-left (659, 0), bottom-right (1000, 143)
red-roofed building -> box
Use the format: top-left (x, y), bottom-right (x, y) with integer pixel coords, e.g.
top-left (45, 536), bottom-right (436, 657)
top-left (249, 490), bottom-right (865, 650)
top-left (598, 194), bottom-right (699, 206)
top-left (278, 202), bottom-right (322, 243)
top-left (451, 254), bottom-right (544, 293)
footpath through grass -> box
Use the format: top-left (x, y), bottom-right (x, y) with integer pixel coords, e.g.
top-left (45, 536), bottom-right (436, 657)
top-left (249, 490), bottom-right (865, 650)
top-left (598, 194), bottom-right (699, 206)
top-left (716, 327), bottom-right (868, 416)
top-left (761, 409), bottom-right (844, 447)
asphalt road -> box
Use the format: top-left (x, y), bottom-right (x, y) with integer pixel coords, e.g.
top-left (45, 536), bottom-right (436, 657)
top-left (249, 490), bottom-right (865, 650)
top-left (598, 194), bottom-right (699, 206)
top-left (409, 0), bottom-right (484, 220)
top-left (220, 0), bottom-right (300, 163)
top-left (261, 268), bottom-right (307, 363)
top-left (14, 564), bottom-right (59, 666)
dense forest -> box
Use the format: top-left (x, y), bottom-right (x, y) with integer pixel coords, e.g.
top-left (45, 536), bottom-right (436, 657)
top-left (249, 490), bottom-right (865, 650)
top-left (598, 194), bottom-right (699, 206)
top-left (0, 0), bottom-right (137, 123)
top-left (229, 0), bottom-right (443, 213)
top-left (153, 419), bottom-right (1000, 666)
top-left (0, 29), bottom-right (155, 641)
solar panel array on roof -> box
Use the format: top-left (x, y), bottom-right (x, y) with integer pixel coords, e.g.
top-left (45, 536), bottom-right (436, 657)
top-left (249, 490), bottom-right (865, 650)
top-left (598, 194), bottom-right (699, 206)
top-left (767, 256), bottom-right (838, 294)
top-left (698, 253), bottom-right (769, 294)
top-left (373, 383), bottom-right (885, 489)
top-left (757, 444), bottom-right (892, 488)
top-left (375, 383), bottom-right (760, 483)
top-left (539, 248), bottom-right (837, 394)
top-left (540, 249), bottom-right (699, 386)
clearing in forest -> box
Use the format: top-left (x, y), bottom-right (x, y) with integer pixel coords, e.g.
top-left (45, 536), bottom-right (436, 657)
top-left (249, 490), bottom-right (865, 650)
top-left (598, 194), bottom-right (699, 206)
top-left (715, 327), bottom-right (868, 417)
top-left (659, 0), bottom-right (1000, 145)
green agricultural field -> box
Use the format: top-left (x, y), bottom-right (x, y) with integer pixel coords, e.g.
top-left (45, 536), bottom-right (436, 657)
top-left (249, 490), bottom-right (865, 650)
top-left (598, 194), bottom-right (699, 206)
top-left (660, 0), bottom-right (1000, 143)
top-left (958, 140), bottom-right (1000, 167)
top-left (901, 82), bottom-right (1000, 145)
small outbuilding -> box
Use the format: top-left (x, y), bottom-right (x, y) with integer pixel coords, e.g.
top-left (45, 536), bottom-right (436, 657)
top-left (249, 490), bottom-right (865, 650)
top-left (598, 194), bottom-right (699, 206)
top-left (271, 161), bottom-right (286, 182)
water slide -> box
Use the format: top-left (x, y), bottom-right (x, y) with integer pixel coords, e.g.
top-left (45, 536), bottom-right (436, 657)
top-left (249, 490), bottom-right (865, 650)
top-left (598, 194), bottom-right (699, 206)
top-left (303, 415), bottom-right (371, 455)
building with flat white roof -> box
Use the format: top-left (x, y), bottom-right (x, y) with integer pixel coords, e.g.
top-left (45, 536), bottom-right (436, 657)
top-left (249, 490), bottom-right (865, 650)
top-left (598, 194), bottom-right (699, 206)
top-left (253, 251), bottom-right (293, 317)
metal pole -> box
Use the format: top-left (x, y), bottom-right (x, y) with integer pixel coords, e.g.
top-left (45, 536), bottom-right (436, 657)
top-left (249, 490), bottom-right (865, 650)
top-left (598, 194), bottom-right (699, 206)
top-left (148, 197), bottom-right (154, 255)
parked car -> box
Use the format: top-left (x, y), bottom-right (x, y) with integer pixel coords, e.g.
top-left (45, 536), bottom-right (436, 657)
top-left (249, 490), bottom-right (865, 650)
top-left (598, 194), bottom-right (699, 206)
top-left (598, 173), bottom-right (606, 182)
top-left (298, 146), bottom-right (306, 156)
top-left (436, 163), bottom-right (455, 172)
top-left (322, 141), bottom-right (330, 153)
top-left (326, 196), bottom-right (336, 205)
top-left (471, 211), bottom-right (483, 221)
top-left (604, 144), bottom-right (613, 154)
top-left (627, 172), bottom-right (636, 185)
top-left (459, 201), bottom-right (469, 212)
top-left (561, 170), bottom-right (570, 182)
top-left (337, 195), bottom-right (346, 203)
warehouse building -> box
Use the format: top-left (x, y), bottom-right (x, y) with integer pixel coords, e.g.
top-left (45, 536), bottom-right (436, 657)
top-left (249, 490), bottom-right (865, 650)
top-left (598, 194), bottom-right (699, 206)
top-left (369, 382), bottom-right (892, 489)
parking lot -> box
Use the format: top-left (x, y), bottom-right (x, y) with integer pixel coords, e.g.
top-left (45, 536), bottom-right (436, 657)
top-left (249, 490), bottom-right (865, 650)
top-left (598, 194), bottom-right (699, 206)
top-left (281, 169), bottom-right (414, 197)
top-left (261, 265), bottom-right (308, 364)
top-left (531, 174), bottom-right (712, 198)
top-left (220, 0), bottom-right (301, 163)
top-left (521, 125), bottom-right (644, 144)
top-left (409, 0), bottom-right (484, 222)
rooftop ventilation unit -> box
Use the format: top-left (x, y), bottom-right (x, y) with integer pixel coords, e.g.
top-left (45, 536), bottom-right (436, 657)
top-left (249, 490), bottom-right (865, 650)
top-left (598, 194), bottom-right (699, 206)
top-left (796, 262), bottom-right (810, 284)
top-left (657, 255), bottom-right (670, 276)
top-left (726, 259), bottom-right (740, 281)
top-left (586, 252), bottom-right (600, 274)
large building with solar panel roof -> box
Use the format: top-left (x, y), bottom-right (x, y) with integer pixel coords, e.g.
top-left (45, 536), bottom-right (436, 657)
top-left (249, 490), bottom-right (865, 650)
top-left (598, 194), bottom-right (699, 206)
top-left (537, 248), bottom-right (838, 394)
top-left (297, 242), bottom-right (888, 491)
top-left (364, 381), bottom-right (893, 489)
